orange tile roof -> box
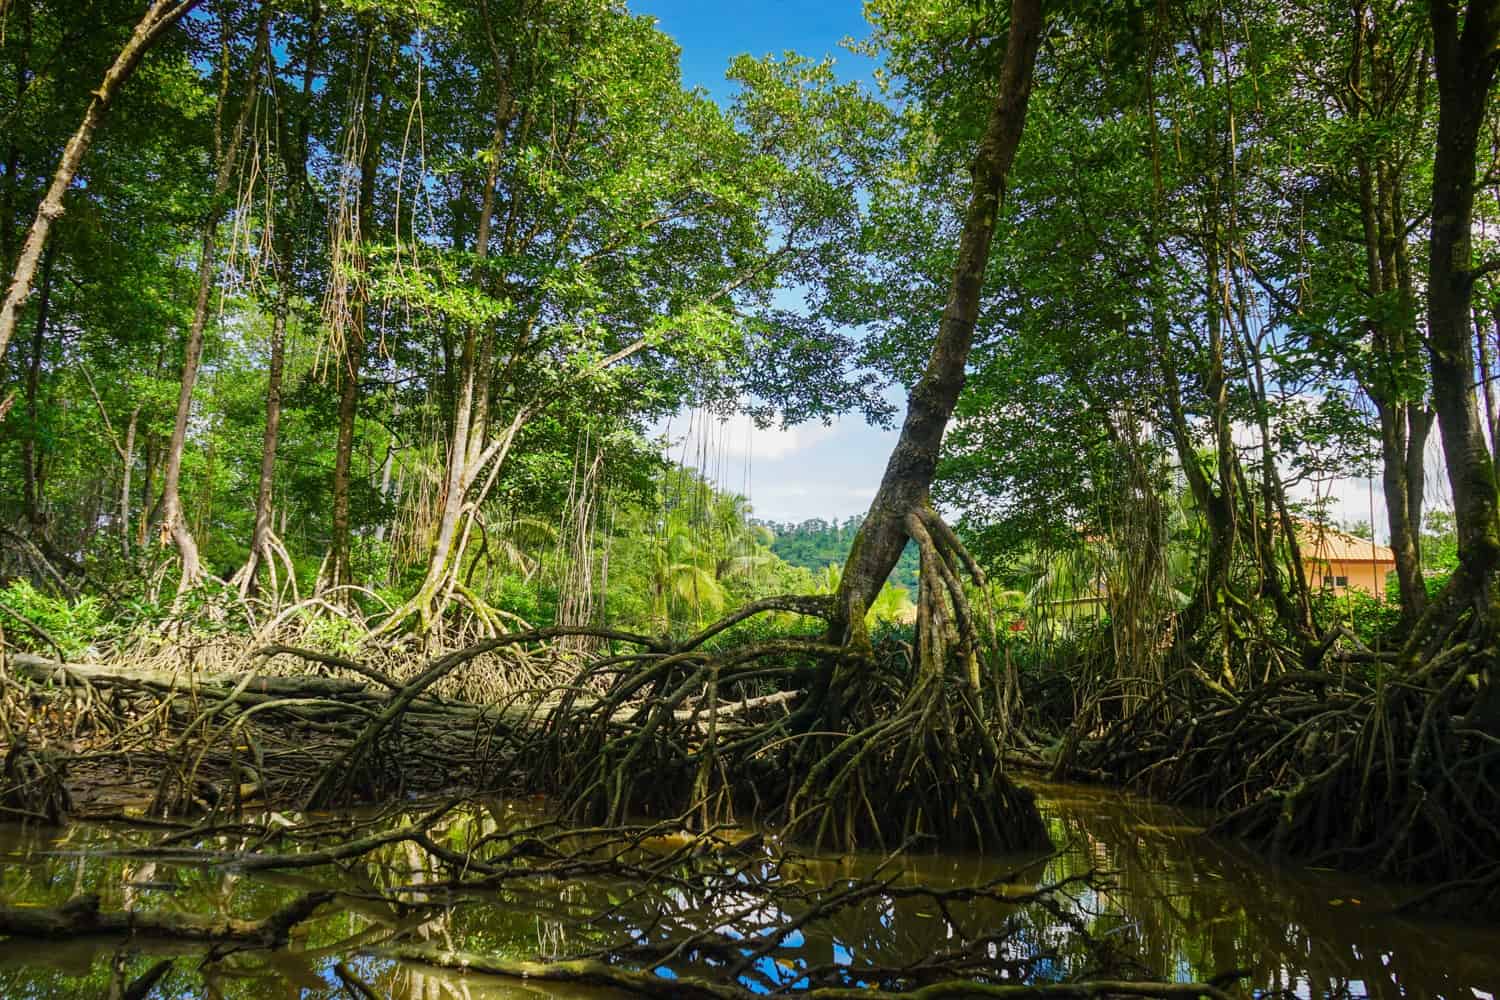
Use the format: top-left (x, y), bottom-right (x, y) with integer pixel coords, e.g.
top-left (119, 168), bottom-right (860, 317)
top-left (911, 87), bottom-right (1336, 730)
top-left (1296, 521), bottom-right (1396, 564)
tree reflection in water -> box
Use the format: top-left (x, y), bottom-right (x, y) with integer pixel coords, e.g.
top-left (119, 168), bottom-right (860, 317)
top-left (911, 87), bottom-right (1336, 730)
top-left (0, 786), bottom-right (1496, 998)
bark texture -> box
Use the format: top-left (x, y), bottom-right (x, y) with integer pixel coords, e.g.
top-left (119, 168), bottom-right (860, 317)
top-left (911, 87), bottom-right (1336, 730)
top-left (831, 0), bottom-right (1043, 640)
top-left (1427, 0), bottom-right (1500, 608)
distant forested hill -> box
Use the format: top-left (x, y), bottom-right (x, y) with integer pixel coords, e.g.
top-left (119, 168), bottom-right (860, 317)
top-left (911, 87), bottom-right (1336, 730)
top-left (758, 515), bottom-right (920, 594)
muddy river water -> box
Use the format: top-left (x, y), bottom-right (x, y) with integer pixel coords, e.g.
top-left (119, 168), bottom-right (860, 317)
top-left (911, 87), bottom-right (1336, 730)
top-left (0, 780), bottom-right (1497, 998)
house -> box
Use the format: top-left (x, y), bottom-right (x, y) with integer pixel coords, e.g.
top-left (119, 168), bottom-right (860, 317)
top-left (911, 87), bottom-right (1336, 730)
top-left (1296, 521), bottom-right (1397, 598)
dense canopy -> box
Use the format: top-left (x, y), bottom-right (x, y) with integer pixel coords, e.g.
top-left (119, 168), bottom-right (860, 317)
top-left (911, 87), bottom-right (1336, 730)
top-left (2, 0), bottom-right (1500, 995)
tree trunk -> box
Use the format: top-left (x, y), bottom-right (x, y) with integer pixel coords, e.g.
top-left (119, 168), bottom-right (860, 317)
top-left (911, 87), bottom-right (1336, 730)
top-left (408, 100), bottom-right (511, 627)
top-left (238, 290), bottom-right (287, 595)
top-left (830, 0), bottom-right (1043, 642)
top-left (156, 222), bottom-right (216, 588)
top-left (1427, 0), bottom-right (1500, 608)
top-left (1378, 403), bottom-right (1432, 620)
top-left (20, 244), bottom-right (52, 529)
top-left (392, 23), bottom-right (513, 631)
top-left (323, 87), bottom-right (381, 597)
top-left (1349, 24), bottom-right (1430, 625)
top-left (372, 433), bottom-right (396, 545)
top-left (236, 3), bottom-right (318, 596)
top-left (1, 0), bottom-right (32, 279)
top-left (120, 405), bottom-right (138, 554)
top-left (157, 9), bottom-right (268, 591)
top-left (1477, 305), bottom-right (1500, 460)
top-left (327, 336), bottom-right (362, 592)
top-left (0, 0), bottom-right (201, 364)
top-left (138, 436), bottom-right (157, 549)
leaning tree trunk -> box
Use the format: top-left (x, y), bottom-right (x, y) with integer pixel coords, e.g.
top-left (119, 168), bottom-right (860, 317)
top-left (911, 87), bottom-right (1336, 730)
top-left (0, 0), bottom-right (201, 366)
top-left (830, 0), bottom-right (1043, 652)
top-left (533, 0), bottom-right (1052, 855)
top-left (1427, 0), bottom-right (1500, 615)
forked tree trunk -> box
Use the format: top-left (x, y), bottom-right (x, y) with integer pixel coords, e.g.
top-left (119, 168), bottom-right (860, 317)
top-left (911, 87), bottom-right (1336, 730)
top-left (1347, 10), bottom-right (1433, 628)
top-left (384, 13), bottom-right (514, 633)
top-left (1427, 0), bottom-right (1500, 610)
top-left (830, 0), bottom-right (1043, 643)
top-left (0, 0), bottom-right (201, 365)
top-left (405, 83), bottom-right (512, 630)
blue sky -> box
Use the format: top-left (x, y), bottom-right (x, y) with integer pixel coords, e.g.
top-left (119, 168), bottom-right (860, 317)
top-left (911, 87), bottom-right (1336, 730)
top-left (634, 0), bottom-right (877, 101)
top-left (635, 0), bottom-right (902, 526)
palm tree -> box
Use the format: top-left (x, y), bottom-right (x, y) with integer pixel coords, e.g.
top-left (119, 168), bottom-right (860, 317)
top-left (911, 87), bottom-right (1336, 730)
top-left (649, 510), bottom-right (726, 630)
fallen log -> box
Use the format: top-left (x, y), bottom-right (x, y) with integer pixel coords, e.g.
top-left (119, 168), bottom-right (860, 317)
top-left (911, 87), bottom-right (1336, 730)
top-left (0, 890), bottom-right (333, 948)
top-left (5, 651), bottom-right (496, 723)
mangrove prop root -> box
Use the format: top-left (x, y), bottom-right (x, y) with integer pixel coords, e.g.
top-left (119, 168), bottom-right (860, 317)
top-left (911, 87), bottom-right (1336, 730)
top-left (3, 652), bottom-right (513, 814)
top-left (1074, 598), bottom-right (1499, 916)
top-left (0, 890), bottom-right (333, 947)
top-left (526, 586), bottom-right (1048, 852)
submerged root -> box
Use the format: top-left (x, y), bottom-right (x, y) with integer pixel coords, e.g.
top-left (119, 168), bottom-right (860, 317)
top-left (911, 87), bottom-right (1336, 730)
top-left (384, 946), bottom-right (1239, 1000)
top-left (0, 890), bottom-right (333, 947)
top-left (1, 736), bottom-right (72, 823)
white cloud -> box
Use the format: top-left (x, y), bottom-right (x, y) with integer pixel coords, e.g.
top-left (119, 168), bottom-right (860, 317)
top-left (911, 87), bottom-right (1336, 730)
top-left (653, 412), bottom-right (837, 464)
top-left (651, 405), bottom-right (897, 523)
top-left (1285, 429), bottom-right (1452, 542)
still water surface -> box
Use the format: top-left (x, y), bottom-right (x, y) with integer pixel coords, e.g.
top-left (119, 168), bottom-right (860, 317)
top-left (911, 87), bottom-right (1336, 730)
top-left (0, 781), bottom-right (1496, 999)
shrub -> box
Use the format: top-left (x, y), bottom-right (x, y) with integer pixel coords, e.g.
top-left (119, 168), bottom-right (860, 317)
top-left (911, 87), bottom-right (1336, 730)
top-left (0, 580), bottom-right (107, 659)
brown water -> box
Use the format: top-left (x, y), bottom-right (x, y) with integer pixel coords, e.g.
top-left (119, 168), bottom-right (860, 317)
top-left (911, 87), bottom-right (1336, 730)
top-left (0, 781), bottom-right (1497, 999)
